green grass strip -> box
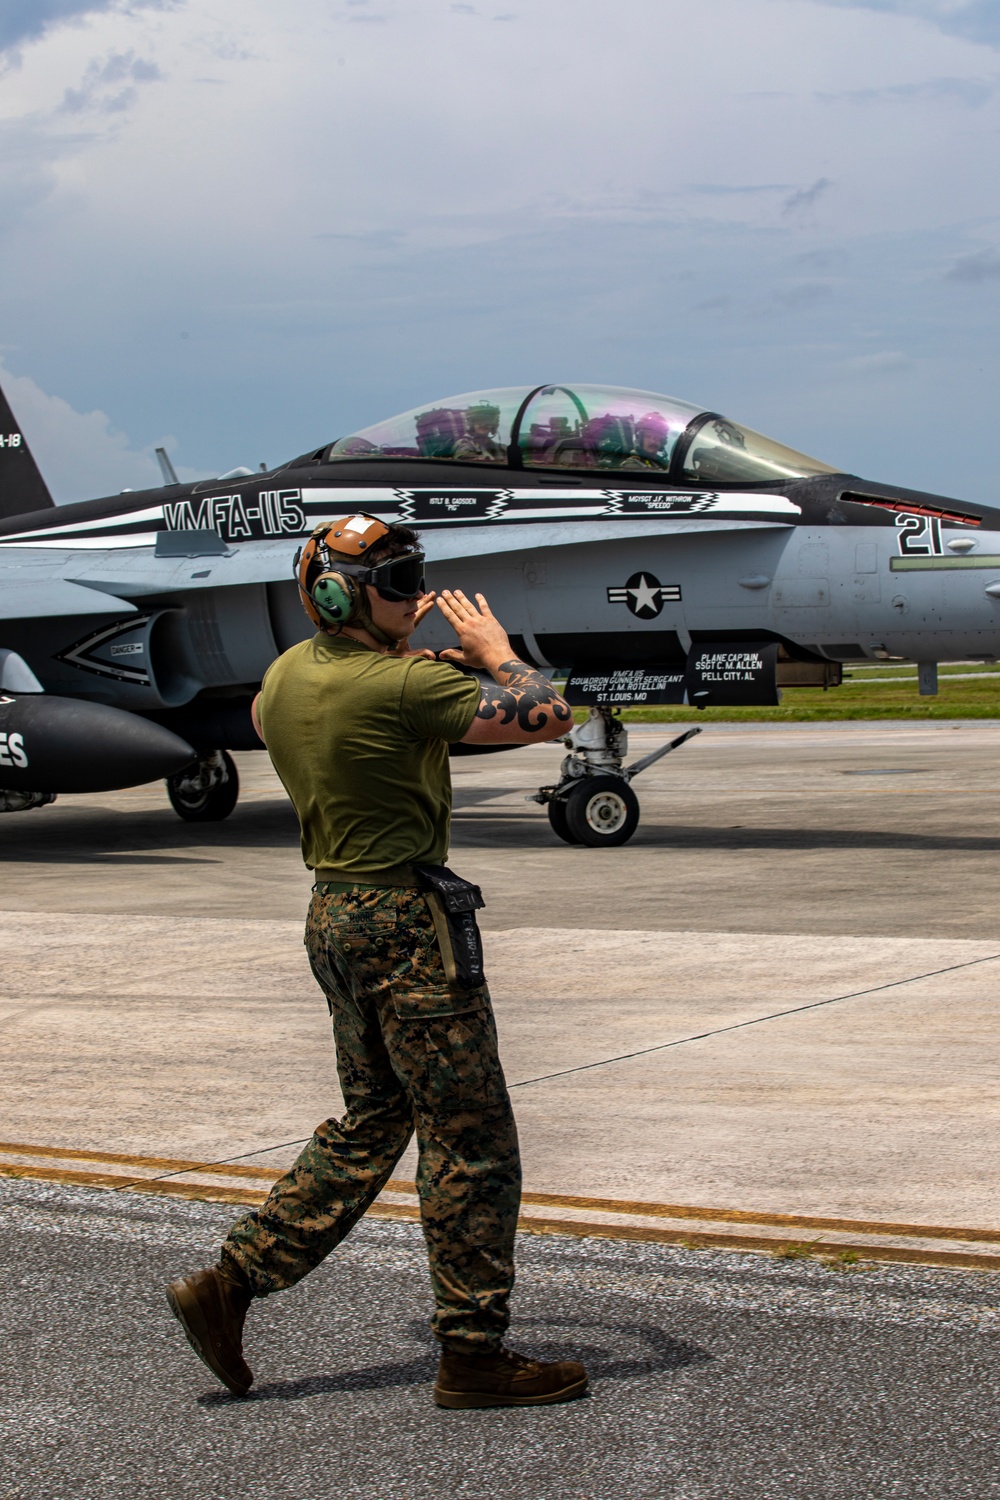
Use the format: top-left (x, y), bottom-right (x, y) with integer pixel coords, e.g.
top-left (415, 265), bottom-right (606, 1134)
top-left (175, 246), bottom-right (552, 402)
top-left (571, 674), bottom-right (1000, 723)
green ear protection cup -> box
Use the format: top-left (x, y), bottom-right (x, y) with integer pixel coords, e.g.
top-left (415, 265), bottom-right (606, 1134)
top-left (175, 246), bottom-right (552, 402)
top-left (311, 571), bottom-right (360, 626)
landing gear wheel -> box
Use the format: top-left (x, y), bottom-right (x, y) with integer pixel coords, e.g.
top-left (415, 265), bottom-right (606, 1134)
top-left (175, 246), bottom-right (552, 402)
top-left (166, 750), bottom-right (239, 822)
top-left (564, 775), bottom-right (639, 848)
top-left (546, 797), bottom-right (579, 845)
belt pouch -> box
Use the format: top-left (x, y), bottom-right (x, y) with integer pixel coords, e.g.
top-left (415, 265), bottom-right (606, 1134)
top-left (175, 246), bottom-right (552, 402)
top-left (413, 863), bottom-right (486, 990)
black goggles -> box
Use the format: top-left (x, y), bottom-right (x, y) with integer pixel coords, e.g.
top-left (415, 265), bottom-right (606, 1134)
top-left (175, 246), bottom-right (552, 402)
top-left (349, 551), bottom-right (426, 601)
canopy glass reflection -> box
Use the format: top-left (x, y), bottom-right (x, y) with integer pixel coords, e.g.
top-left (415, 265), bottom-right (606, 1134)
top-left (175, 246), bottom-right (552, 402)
top-left (327, 384), bottom-right (839, 484)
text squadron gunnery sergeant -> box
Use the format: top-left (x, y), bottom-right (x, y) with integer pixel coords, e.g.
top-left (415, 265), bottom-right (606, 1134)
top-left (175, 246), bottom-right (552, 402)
top-left (165, 513), bottom-right (588, 1410)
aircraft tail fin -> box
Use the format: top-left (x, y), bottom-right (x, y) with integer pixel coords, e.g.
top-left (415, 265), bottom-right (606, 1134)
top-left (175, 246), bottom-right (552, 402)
top-left (0, 383), bottom-right (55, 519)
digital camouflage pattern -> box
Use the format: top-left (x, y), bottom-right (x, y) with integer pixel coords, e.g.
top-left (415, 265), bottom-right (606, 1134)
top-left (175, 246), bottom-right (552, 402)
top-left (224, 885), bottom-right (522, 1351)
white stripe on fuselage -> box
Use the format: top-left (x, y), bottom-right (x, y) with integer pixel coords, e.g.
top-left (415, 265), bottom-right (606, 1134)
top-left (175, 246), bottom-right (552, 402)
top-left (0, 505), bottom-right (165, 542)
top-left (0, 488), bottom-right (802, 548)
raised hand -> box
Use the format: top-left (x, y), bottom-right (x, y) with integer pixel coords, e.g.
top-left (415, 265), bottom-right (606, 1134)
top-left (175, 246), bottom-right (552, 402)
top-left (436, 588), bottom-right (572, 744)
top-left (435, 589), bottom-right (514, 675)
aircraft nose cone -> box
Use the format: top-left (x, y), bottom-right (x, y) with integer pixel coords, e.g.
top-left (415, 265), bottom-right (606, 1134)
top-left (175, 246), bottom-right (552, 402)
top-left (0, 694), bottom-right (195, 793)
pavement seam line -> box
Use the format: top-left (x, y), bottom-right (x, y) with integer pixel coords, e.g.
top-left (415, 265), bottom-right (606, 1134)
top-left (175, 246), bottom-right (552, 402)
top-left (506, 950), bottom-right (1000, 1088)
top-left (31, 952), bottom-right (998, 1197)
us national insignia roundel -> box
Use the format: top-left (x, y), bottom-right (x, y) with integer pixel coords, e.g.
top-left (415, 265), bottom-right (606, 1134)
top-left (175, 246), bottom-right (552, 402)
top-left (606, 572), bottom-right (682, 620)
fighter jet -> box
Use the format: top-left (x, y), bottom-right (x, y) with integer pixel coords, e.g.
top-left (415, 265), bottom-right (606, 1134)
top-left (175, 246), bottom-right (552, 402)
top-left (1, 379), bottom-right (997, 846)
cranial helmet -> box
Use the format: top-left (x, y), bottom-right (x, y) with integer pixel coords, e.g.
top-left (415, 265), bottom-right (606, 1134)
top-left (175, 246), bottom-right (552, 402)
top-left (294, 514), bottom-right (425, 645)
top-left (636, 411), bottom-right (670, 442)
top-left (466, 402), bottom-right (502, 433)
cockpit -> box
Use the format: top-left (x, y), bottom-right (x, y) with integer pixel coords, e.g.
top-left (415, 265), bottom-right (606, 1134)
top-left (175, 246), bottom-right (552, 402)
top-left (326, 383), bottom-right (839, 486)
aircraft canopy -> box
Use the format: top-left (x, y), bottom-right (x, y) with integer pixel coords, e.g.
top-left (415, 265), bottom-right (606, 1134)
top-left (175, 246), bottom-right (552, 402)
top-left (328, 384), bottom-right (839, 485)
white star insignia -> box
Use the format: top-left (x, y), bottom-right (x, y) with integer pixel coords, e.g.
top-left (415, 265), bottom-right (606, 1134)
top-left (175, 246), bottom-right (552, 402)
top-left (627, 575), bottom-right (660, 613)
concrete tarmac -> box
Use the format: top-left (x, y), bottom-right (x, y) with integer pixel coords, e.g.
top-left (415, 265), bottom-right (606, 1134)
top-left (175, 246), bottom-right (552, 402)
top-left (2, 722), bottom-right (1000, 1222)
top-left (3, 720), bottom-right (1000, 1496)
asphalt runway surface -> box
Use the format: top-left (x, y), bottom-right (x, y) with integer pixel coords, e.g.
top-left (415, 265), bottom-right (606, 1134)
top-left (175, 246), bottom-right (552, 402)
top-left (3, 1176), bottom-right (999, 1500)
top-left (4, 720), bottom-right (1000, 1497)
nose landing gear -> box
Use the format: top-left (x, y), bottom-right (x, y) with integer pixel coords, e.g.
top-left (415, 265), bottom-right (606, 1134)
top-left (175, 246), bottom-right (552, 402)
top-left (530, 708), bottom-right (701, 847)
top-left (166, 749), bottom-right (239, 821)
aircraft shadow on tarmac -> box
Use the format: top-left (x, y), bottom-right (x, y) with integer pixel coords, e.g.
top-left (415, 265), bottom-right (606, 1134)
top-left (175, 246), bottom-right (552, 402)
top-left (196, 1318), bottom-right (709, 1407)
top-left (452, 817), bottom-right (1000, 855)
top-left (0, 799), bottom-right (300, 860)
top-left (4, 796), bottom-right (1000, 859)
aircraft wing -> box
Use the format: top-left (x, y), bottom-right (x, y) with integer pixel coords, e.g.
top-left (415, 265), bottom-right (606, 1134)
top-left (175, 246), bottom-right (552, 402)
top-left (0, 576), bottom-right (137, 618)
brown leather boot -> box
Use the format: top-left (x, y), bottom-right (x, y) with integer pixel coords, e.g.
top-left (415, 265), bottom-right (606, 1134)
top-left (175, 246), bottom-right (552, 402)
top-left (434, 1346), bottom-right (588, 1409)
top-left (165, 1266), bottom-right (253, 1395)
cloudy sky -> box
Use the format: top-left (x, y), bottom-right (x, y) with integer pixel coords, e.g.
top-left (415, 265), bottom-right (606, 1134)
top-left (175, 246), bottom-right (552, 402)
top-left (1, 0), bottom-right (998, 502)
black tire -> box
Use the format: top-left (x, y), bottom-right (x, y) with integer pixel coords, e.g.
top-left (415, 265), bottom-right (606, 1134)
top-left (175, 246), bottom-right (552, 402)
top-left (564, 775), bottom-right (640, 847)
top-left (166, 750), bottom-right (240, 822)
top-left (547, 796), bottom-right (579, 845)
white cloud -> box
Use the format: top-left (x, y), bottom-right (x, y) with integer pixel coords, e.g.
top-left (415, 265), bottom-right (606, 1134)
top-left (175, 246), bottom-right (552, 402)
top-left (818, 74), bottom-right (996, 105)
top-left (773, 280), bottom-right (836, 306)
top-left (845, 350), bottom-right (912, 372)
top-left (0, 1), bottom-right (176, 57)
top-left (60, 49), bottom-right (162, 114)
top-left (945, 247), bottom-right (1000, 281)
top-left (0, 362), bottom-right (207, 502)
top-left (802, 1), bottom-right (1000, 49)
top-left (783, 178), bottom-right (835, 215)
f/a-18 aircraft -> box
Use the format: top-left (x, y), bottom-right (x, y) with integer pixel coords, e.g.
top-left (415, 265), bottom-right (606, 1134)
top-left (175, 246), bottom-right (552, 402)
top-left (1, 379), bottom-right (997, 846)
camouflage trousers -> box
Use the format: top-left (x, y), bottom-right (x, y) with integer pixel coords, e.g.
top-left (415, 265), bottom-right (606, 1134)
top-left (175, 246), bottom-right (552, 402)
top-left (224, 885), bottom-right (522, 1351)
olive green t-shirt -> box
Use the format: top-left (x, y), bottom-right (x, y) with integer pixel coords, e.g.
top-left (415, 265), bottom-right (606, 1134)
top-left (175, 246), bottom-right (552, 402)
top-left (257, 633), bottom-right (481, 881)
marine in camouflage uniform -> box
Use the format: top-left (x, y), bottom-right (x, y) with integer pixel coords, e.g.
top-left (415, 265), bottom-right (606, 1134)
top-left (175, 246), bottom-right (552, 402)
top-left (166, 514), bottom-right (586, 1407)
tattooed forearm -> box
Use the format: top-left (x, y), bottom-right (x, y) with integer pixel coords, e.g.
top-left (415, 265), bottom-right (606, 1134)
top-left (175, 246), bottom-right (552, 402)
top-left (475, 658), bottom-right (573, 733)
top-left (495, 660), bottom-right (553, 691)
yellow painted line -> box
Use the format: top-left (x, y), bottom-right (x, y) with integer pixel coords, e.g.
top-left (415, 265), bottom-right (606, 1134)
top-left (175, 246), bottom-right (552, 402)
top-left (0, 1164), bottom-right (268, 1204)
top-left (512, 1188), bottom-right (1000, 1245)
top-left (7, 1140), bottom-right (1000, 1244)
top-left (3, 1162), bottom-right (998, 1272)
top-left (0, 1139), bottom-right (283, 1181)
top-left (515, 1216), bottom-right (1000, 1272)
top-left (4, 1143), bottom-right (1000, 1262)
